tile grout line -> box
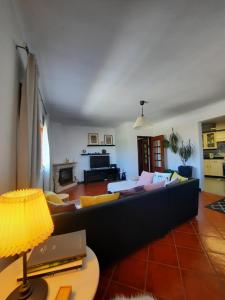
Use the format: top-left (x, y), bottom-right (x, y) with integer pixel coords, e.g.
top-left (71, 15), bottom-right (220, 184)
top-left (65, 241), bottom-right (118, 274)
top-left (110, 279), bottom-right (145, 294)
top-left (192, 221), bottom-right (225, 281)
top-left (101, 264), bottom-right (117, 300)
top-left (172, 229), bottom-right (187, 300)
top-left (192, 222), bottom-right (225, 297)
top-left (147, 259), bottom-right (182, 269)
top-left (143, 245), bottom-right (150, 293)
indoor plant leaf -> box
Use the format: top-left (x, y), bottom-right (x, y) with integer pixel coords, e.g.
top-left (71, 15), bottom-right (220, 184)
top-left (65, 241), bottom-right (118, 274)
top-left (169, 128), bottom-right (179, 153)
top-left (179, 140), bottom-right (193, 165)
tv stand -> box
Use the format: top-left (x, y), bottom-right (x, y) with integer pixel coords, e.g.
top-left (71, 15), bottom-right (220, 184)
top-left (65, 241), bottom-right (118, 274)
top-left (84, 168), bottom-right (120, 184)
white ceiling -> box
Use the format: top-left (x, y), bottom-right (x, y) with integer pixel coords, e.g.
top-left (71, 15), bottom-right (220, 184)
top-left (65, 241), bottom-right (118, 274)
top-left (15, 0), bottom-right (225, 126)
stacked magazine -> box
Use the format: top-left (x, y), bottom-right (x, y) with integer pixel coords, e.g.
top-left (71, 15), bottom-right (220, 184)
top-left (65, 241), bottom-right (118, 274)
top-left (17, 230), bottom-right (86, 281)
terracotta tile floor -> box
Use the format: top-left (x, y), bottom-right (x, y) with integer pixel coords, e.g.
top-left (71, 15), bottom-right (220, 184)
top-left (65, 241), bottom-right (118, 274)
top-left (67, 183), bottom-right (225, 300)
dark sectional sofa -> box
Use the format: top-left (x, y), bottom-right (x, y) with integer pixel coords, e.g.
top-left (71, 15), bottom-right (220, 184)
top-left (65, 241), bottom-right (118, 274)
top-left (52, 179), bottom-right (199, 266)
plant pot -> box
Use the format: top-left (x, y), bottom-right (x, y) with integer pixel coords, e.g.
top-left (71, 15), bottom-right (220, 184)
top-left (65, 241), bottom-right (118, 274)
top-left (121, 171), bottom-right (126, 181)
top-left (178, 165), bottom-right (192, 178)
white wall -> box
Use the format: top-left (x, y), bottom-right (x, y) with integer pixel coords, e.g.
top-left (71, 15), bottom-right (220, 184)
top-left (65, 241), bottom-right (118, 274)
top-left (50, 99), bottom-right (225, 187)
top-left (115, 99), bottom-right (225, 189)
top-left (151, 100), bottom-right (225, 189)
top-left (50, 121), bottom-right (117, 181)
top-left (0, 0), bottom-right (25, 194)
top-left (152, 117), bottom-right (203, 185)
top-left (115, 122), bottom-right (154, 179)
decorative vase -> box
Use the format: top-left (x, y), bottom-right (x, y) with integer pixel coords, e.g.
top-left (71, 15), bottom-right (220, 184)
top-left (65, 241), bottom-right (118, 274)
top-left (178, 165), bottom-right (192, 178)
top-left (121, 171), bottom-right (126, 181)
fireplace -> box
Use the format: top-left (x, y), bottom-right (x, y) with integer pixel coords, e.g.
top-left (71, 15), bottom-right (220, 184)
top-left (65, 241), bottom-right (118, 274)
top-left (59, 167), bottom-right (73, 185)
top-left (53, 162), bottom-right (77, 193)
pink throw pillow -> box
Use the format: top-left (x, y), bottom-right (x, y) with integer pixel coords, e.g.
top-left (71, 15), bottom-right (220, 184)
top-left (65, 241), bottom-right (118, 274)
top-left (144, 181), bottom-right (165, 192)
top-left (137, 171), bottom-right (154, 186)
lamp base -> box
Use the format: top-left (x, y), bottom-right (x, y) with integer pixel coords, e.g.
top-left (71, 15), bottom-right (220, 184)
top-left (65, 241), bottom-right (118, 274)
top-left (6, 278), bottom-right (48, 300)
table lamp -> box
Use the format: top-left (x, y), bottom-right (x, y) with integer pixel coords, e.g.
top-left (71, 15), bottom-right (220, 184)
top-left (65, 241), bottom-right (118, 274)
top-left (0, 189), bottom-right (54, 300)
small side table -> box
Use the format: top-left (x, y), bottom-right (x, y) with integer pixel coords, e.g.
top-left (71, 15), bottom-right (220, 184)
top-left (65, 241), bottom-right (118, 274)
top-left (0, 247), bottom-right (99, 300)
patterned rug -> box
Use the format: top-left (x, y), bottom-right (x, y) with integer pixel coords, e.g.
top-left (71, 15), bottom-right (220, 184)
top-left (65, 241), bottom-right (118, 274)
top-left (206, 198), bottom-right (225, 214)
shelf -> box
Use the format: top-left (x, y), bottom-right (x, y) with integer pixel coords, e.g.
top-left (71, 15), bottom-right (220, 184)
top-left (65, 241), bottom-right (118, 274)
top-left (203, 129), bottom-right (225, 133)
top-left (81, 153), bottom-right (110, 156)
top-left (87, 144), bottom-right (116, 147)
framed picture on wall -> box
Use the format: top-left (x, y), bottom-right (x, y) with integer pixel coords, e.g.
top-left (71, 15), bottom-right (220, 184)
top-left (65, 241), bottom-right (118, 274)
top-left (88, 133), bottom-right (99, 145)
top-left (104, 135), bottom-right (113, 145)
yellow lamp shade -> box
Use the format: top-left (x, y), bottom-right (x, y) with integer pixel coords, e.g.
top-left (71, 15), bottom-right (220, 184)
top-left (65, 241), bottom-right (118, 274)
top-left (0, 189), bottom-right (54, 257)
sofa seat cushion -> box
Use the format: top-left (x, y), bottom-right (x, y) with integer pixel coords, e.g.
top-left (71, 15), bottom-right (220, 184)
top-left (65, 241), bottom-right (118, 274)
top-left (120, 186), bottom-right (145, 198)
top-left (107, 180), bottom-right (138, 193)
top-left (80, 193), bottom-right (120, 208)
top-left (144, 181), bottom-right (165, 191)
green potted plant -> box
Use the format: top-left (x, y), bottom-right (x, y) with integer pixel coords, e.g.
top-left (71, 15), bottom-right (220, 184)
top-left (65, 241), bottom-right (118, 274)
top-left (163, 138), bottom-right (170, 148)
top-left (178, 140), bottom-right (193, 178)
top-left (169, 128), bottom-right (179, 153)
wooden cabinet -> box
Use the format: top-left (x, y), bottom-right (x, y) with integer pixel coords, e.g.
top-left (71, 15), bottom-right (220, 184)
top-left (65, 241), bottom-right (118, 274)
top-left (203, 131), bottom-right (225, 146)
top-left (215, 131), bottom-right (225, 142)
top-left (203, 133), bottom-right (217, 149)
top-left (84, 168), bottom-right (120, 183)
top-left (204, 159), bottom-right (224, 176)
top-left (204, 160), bottom-right (210, 175)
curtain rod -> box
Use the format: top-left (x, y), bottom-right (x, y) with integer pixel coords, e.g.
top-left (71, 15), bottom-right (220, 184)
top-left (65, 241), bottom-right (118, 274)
top-left (16, 44), bottom-right (48, 115)
top-left (16, 44), bottom-right (30, 55)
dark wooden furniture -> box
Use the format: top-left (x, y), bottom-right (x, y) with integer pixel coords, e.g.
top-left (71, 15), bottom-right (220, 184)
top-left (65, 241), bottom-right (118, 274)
top-left (137, 136), bottom-right (151, 175)
top-left (84, 168), bottom-right (120, 183)
top-left (150, 135), bottom-right (165, 172)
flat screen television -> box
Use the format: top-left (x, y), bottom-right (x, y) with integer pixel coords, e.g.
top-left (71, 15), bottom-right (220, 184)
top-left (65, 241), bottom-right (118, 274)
top-left (90, 155), bottom-right (110, 169)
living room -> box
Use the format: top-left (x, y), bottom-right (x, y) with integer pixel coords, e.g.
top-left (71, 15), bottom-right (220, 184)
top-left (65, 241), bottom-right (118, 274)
top-left (1, 1), bottom-right (225, 300)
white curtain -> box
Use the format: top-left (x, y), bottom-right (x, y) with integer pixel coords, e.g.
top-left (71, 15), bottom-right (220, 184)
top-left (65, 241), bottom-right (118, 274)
top-left (42, 115), bottom-right (51, 190)
top-left (17, 54), bottom-right (41, 188)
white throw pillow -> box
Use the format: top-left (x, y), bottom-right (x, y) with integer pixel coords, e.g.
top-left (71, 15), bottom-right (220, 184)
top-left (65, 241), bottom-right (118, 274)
top-left (153, 172), bottom-right (172, 184)
top-left (165, 177), bottom-right (179, 186)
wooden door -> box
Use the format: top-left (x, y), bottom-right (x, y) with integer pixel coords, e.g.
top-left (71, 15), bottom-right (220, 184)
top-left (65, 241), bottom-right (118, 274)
top-left (150, 135), bottom-right (165, 172)
top-left (137, 137), bottom-right (150, 175)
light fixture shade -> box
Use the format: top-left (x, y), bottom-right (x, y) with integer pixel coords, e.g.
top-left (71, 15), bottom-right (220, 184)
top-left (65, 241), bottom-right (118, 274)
top-left (0, 189), bottom-right (54, 257)
top-left (133, 116), bottom-right (146, 129)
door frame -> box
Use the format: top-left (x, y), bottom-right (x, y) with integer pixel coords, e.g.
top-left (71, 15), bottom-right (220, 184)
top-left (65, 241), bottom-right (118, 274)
top-left (150, 135), bottom-right (165, 172)
top-left (137, 136), bottom-right (151, 175)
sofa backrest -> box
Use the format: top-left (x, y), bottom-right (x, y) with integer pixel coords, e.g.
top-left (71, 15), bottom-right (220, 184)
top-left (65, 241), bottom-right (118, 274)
top-left (166, 178), bottom-right (199, 228)
top-left (52, 178), bottom-right (199, 265)
top-left (52, 187), bottom-right (169, 262)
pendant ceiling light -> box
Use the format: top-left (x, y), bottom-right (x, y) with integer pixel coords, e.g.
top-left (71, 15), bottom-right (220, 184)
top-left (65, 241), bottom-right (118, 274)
top-left (133, 100), bottom-right (148, 129)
